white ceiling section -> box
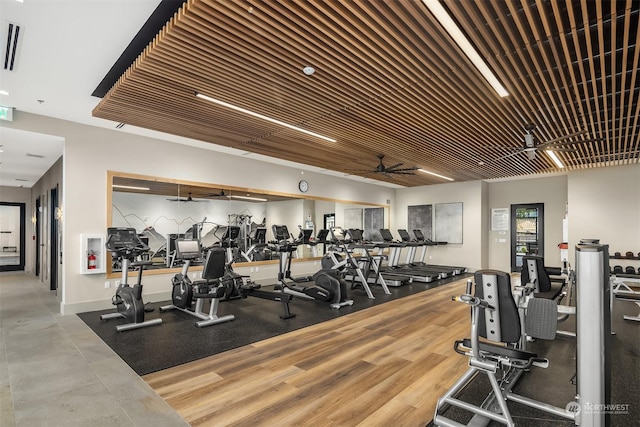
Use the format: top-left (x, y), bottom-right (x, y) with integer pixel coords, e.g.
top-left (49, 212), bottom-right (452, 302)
top-left (0, 0), bottom-right (399, 189)
top-left (0, 0), bottom-right (160, 188)
top-left (0, 127), bottom-right (64, 187)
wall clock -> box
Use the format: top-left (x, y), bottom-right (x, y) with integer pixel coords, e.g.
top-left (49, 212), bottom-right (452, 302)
top-left (298, 180), bottom-right (309, 193)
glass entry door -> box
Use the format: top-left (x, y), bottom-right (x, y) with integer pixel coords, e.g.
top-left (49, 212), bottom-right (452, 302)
top-left (511, 203), bottom-right (544, 272)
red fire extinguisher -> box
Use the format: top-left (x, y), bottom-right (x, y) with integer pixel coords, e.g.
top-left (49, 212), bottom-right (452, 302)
top-left (88, 251), bottom-right (97, 270)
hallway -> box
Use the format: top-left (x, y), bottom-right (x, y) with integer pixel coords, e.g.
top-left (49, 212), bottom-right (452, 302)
top-left (0, 272), bottom-right (187, 427)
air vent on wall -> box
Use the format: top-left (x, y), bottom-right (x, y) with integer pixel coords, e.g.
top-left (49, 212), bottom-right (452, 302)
top-left (4, 22), bottom-right (22, 71)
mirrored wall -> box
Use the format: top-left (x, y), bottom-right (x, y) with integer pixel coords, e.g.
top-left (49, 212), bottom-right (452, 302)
top-left (107, 171), bottom-right (389, 276)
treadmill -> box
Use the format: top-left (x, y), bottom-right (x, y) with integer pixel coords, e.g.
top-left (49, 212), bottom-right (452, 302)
top-left (412, 229), bottom-right (466, 275)
top-left (345, 228), bottom-right (411, 287)
top-left (378, 229), bottom-right (440, 283)
top-left (326, 227), bottom-right (391, 297)
top-left (397, 229), bottom-right (454, 278)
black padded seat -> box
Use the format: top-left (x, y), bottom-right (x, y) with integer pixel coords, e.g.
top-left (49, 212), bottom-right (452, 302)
top-left (521, 255), bottom-right (565, 300)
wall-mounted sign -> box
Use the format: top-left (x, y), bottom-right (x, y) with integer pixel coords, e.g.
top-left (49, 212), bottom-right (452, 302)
top-left (0, 106), bottom-right (13, 121)
top-left (491, 208), bottom-right (509, 231)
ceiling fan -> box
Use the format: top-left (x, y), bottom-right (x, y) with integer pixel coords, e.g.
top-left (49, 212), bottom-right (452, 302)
top-left (497, 124), bottom-right (599, 161)
top-left (203, 189), bottom-right (229, 198)
top-left (166, 192), bottom-right (207, 202)
top-left (353, 154), bottom-right (419, 178)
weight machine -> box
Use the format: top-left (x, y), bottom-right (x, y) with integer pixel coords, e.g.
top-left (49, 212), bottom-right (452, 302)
top-left (434, 243), bottom-right (612, 427)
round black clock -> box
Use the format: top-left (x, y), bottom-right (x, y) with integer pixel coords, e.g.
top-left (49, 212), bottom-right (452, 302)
top-left (298, 180), bottom-right (309, 193)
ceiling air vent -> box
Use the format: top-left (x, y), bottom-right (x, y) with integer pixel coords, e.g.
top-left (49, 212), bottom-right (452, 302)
top-left (26, 153), bottom-right (45, 158)
top-left (4, 22), bottom-right (22, 71)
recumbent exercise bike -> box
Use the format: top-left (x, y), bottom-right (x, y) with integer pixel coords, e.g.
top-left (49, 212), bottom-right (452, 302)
top-left (160, 239), bottom-right (235, 328)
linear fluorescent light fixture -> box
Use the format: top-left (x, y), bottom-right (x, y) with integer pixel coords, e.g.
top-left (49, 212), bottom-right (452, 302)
top-left (422, 0), bottom-right (509, 97)
top-left (112, 184), bottom-right (151, 191)
top-left (545, 150), bottom-right (565, 168)
top-left (230, 195), bottom-right (268, 202)
top-left (195, 92), bottom-right (336, 142)
top-left (418, 168), bottom-right (454, 181)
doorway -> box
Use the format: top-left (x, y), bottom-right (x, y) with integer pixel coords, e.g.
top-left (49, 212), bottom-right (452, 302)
top-left (35, 197), bottom-right (41, 276)
top-left (50, 186), bottom-right (58, 291)
top-left (511, 203), bottom-right (544, 272)
top-left (0, 202), bottom-right (26, 272)
top-left (323, 213), bottom-right (335, 230)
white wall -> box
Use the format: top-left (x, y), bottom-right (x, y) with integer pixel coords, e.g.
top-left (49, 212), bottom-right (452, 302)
top-left (266, 199), bottom-right (304, 240)
top-left (6, 113), bottom-right (639, 314)
top-left (30, 156), bottom-right (63, 294)
top-left (394, 180), bottom-right (485, 271)
top-left (487, 175), bottom-right (568, 272)
top-left (4, 112), bottom-right (395, 314)
top-left (567, 164), bottom-right (640, 266)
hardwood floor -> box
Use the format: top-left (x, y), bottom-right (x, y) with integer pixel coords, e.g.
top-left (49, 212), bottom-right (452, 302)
top-left (144, 278), bottom-right (472, 427)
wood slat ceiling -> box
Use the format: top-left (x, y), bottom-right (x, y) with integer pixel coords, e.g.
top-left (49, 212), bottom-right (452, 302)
top-left (93, 0), bottom-right (640, 187)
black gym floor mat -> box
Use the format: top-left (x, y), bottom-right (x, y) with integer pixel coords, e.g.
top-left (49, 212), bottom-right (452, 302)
top-left (78, 277), bottom-right (464, 376)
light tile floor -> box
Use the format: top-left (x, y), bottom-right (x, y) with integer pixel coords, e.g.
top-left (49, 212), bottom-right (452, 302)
top-left (0, 271), bottom-right (189, 427)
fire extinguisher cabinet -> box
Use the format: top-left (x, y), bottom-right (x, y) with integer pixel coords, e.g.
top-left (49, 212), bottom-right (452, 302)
top-left (81, 234), bottom-right (106, 274)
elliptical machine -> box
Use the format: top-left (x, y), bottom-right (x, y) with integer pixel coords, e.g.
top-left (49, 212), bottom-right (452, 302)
top-left (271, 224), bottom-right (353, 309)
top-left (100, 227), bottom-right (162, 332)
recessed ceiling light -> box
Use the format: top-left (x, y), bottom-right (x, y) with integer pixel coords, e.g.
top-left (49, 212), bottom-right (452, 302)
top-left (195, 92), bottom-right (336, 142)
top-left (422, 0), bottom-right (508, 97)
top-left (546, 150), bottom-right (565, 168)
top-left (112, 184), bottom-right (151, 191)
top-left (302, 66), bottom-right (315, 76)
top-left (418, 168), bottom-right (454, 181)
top-left (230, 195), bottom-right (268, 202)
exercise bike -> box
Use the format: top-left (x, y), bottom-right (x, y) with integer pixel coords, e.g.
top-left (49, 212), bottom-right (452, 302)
top-left (100, 227), bottom-right (162, 332)
top-left (271, 224), bottom-right (353, 309)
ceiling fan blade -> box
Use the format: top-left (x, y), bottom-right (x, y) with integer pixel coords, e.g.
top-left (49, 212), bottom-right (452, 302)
top-left (384, 163), bottom-right (403, 171)
top-left (539, 130), bottom-right (588, 146)
top-left (496, 150), bottom-right (524, 161)
top-left (543, 138), bottom-right (604, 147)
top-left (351, 169), bottom-right (380, 173)
top-left (387, 167), bottom-right (419, 173)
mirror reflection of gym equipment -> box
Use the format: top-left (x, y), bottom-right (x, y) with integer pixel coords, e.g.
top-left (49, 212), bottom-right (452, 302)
top-left (108, 172), bottom-right (388, 278)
